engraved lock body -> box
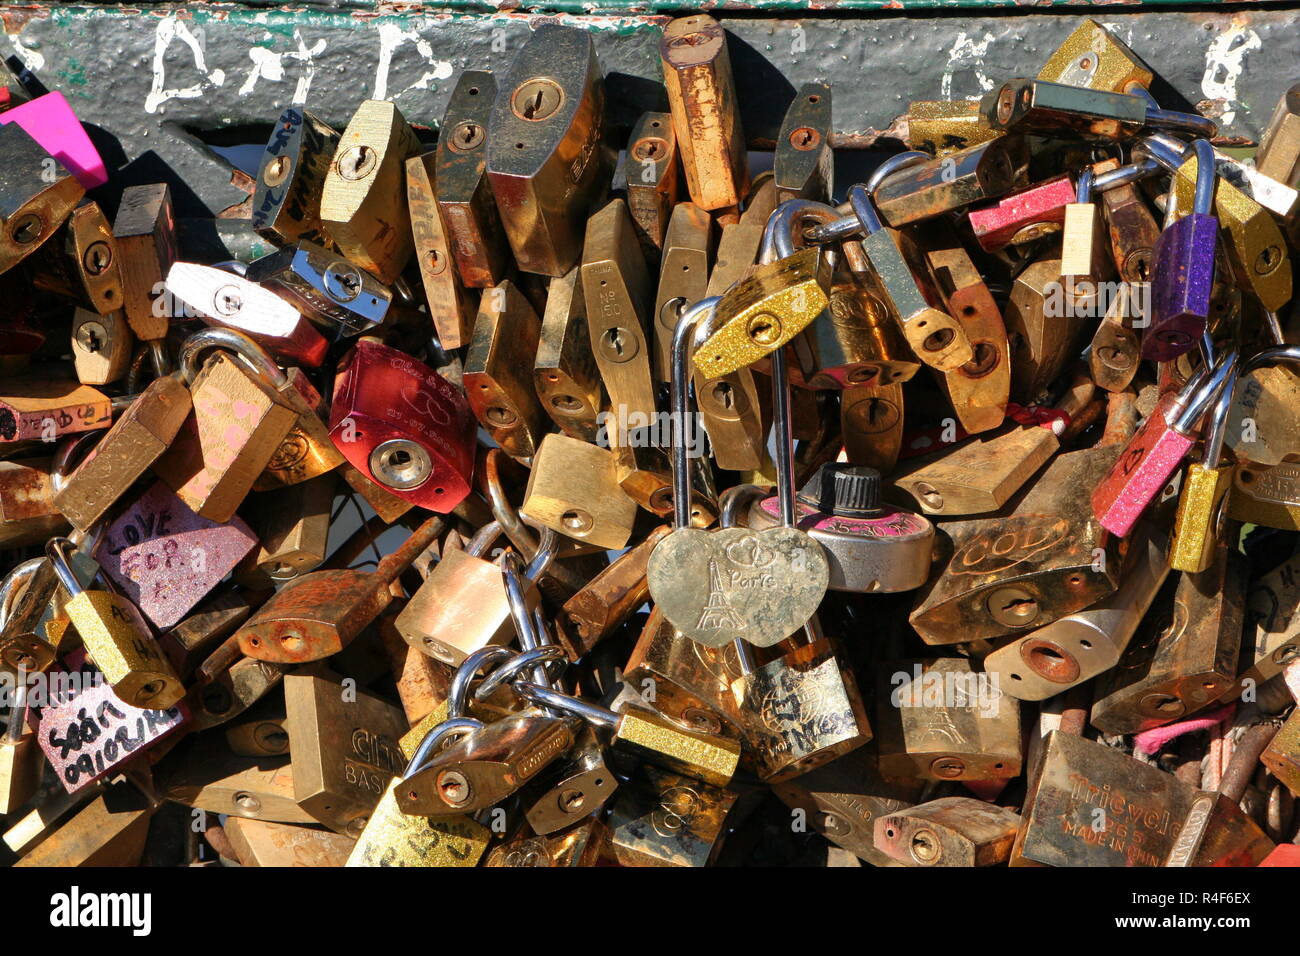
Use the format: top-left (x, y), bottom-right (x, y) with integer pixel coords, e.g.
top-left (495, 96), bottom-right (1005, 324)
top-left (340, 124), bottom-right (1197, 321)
top-left (0, 377), bottom-right (110, 445)
top-left (487, 25), bottom-right (607, 277)
top-left (749, 464), bottom-right (933, 592)
top-left (1092, 350), bottom-right (1236, 537)
top-left (319, 99), bottom-right (420, 284)
top-left (660, 14), bottom-right (749, 212)
top-left (521, 727), bottom-right (618, 835)
top-left (395, 521), bottom-right (548, 667)
top-left (875, 658), bottom-right (1021, 781)
top-left (328, 338), bottom-right (476, 513)
top-left (244, 240), bottom-right (391, 338)
top-left (1091, 545), bottom-right (1243, 735)
top-left (968, 174), bottom-right (1075, 252)
top-left (875, 797), bottom-right (1022, 867)
top-left (465, 279), bottom-right (546, 460)
top-left (436, 70), bottom-right (510, 289)
top-left (347, 777), bottom-right (490, 867)
top-left (407, 149), bottom-right (476, 350)
top-left (47, 538), bottom-right (184, 710)
top-left (625, 110), bottom-right (681, 266)
top-left (164, 262), bottom-right (328, 367)
top-left (535, 268), bottom-right (603, 443)
top-left (607, 765), bottom-right (739, 867)
top-left (236, 514), bottom-right (444, 663)
top-left (252, 107), bottom-right (340, 247)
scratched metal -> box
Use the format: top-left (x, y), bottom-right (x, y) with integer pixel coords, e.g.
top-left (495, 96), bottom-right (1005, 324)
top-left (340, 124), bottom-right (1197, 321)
top-left (1, 5), bottom-right (1294, 237)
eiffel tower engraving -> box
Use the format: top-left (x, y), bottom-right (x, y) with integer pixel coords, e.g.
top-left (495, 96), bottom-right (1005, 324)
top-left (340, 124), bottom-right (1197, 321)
top-left (697, 559), bottom-right (744, 631)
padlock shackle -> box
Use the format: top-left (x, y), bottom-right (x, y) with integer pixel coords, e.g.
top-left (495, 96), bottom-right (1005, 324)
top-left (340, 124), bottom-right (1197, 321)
top-left (760, 198), bottom-right (840, 263)
top-left (0, 558), bottom-right (42, 631)
top-left (804, 151), bottom-right (928, 244)
top-left (669, 296), bottom-right (723, 530)
top-left (403, 716), bottom-right (484, 778)
top-left (502, 552), bottom-right (556, 697)
top-left (719, 484), bottom-right (768, 529)
top-left (511, 680), bottom-right (617, 730)
top-left (847, 183), bottom-right (885, 236)
top-left (1172, 348), bottom-right (1238, 433)
top-left (474, 645), bottom-right (566, 702)
top-left (1075, 168), bottom-right (1094, 204)
top-left (447, 646), bottom-right (514, 721)
top-left (1139, 135), bottom-right (1217, 218)
top-left (178, 326), bottom-right (287, 387)
top-left (1091, 157), bottom-right (1160, 193)
top-left (1240, 345), bottom-right (1300, 378)
top-left (1200, 356), bottom-right (1237, 468)
top-left (1143, 106), bottom-right (1217, 140)
top-left (44, 538), bottom-right (82, 598)
top-left (49, 430), bottom-right (102, 494)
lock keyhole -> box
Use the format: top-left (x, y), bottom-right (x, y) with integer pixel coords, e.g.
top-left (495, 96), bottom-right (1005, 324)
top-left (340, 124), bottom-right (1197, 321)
top-left (338, 144), bottom-right (377, 181)
top-left (789, 126), bottom-right (821, 152)
top-left (451, 121), bottom-right (485, 151)
top-left (511, 78), bottom-right (564, 122)
top-left (75, 321), bottom-right (108, 354)
top-left (710, 381), bottom-right (736, 410)
top-left (83, 241), bottom-right (111, 275)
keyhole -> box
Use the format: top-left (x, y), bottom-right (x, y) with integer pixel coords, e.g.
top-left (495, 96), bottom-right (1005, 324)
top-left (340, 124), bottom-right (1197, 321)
top-left (511, 78), bottom-right (564, 122)
top-left (598, 326), bottom-right (638, 363)
top-left (789, 126), bottom-right (821, 151)
top-left (10, 213), bottom-right (41, 245)
top-left (710, 381), bottom-right (736, 410)
top-left (338, 144), bottom-right (377, 180)
top-left (451, 121), bottom-right (485, 151)
top-left (214, 285), bottom-right (243, 315)
top-left (75, 321), bottom-right (108, 353)
top-left (83, 241), bottom-right (111, 275)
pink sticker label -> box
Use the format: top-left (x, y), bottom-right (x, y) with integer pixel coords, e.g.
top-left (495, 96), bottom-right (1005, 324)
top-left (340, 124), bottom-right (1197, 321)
top-left (97, 480), bottom-right (256, 628)
top-left (758, 496), bottom-right (931, 538)
top-left (0, 91), bottom-right (108, 189)
top-left (35, 651), bottom-right (188, 793)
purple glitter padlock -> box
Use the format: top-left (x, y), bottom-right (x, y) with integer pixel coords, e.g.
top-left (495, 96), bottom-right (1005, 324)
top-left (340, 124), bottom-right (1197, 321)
top-left (1144, 138), bottom-right (1218, 362)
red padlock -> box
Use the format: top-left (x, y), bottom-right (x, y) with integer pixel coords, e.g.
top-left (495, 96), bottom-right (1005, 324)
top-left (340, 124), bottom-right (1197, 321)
top-left (967, 175), bottom-right (1075, 252)
top-left (328, 338), bottom-right (476, 512)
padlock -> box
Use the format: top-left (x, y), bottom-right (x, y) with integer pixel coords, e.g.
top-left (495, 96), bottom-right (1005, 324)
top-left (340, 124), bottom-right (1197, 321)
top-left (70, 308), bottom-right (132, 386)
top-left (406, 149), bottom-right (475, 350)
top-left (691, 204), bottom-right (834, 378)
top-left (1168, 353), bottom-right (1238, 573)
top-left (982, 509), bottom-right (1171, 701)
top-left (521, 726), bottom-right (618, 836)
top-left (186, 649), bottom-right (288, 733)
top-left (648, 296), bottom-right (830, 649)
top-left (233, 475), bottom-right (335, 588)
top-left (32, 202), bottom-right (123, 315)
top-left (251, 106), bottom-right (340, 247)
top-left (582, 198), bottom-right (656, 449)
top-left (51, 375), bottom-right (191, 532)
top-left (557, 525), bottom-right (670, 660)
top-left (775, 83), bottom-right (833, 204)
top-left (607, 765), bottom-right (739, 867)
top-left (1159, 134), bottom-right (1292, 314)
top-left (435, 70), bottom-right (509, 289)
top-left (485, 818), bottom-right (607, 867)
top-left (660, 14), bottom-right (748, 212)
top-left (892, 374), bottom-right (1092, 516)
top-left (0, 537), bottom-right (99, 676)
top-left (1234, 551), bottom-right (1300, 702)
top-left (237, 512), bottom-right (445, 664)
top-left (841, 379), bottom-right (905, 474)
top-left (157, 731), bottom-right (313, 825)
top-left (328, 337), bottom-right (476, 513)
top-left (1256, 82), bottom-right (1300, 190)
top-left (112, 183), bottom-right (176, 346)
top-left (730, 615), bottom-right (871, 782)
top-left (12, 784), bottom-right (151, 867)
top-left (464, 279), bottom-right (546, 461)
top-left (876, 656), bottom-right (1021, 782)
top-left (1002, 250), bottom-right (1090, 404)
top-left (487, 25), bottom-right (606, 277)
top-left (1060, 161), bottom-right (1121, 285)
top-left (46, 538), bottom-right (183, 710)
top-left (906, 100), bottom-right (999, 157)
top-left (1092, 348), bottom-right (1237, 536)
top-left (920, 236), bottom-right (1009, 434)
top-left (1144, 138), bottom-right (1220, 360)
top-left (654, 202), bottom-right (713, 383)
top-left (318, 99), bottom-right (419, 284)
top-left (1095, 160), bottom-right (1161, 283)
top-left (163, 586), bottom-right (261, 680)
top-left (748, 463), bottom-right (933, 592)
top-left (1037, 19), bottom-right (1153, 94)
top-left (910, 392), bottom-right (1136, 647)
top-left (874, 797), bottom-right (1022, 867)
top-left (95, 479), bottom-right (256, 630)
top-left (0, 376), bottom-right (110, 444)
top-left (1091, 544), bottom-right (1244, 735)
top-left (1088, 283), bottom-right (1144, 392)
top-left (0, 122), bottom-right (84, 274)
top-left (968, 174), bottom-right (1075, 252)
top-left (282, 673), bottom-right (408, 836)
top-left (522, 433), bottom-right (637, 550)
top-left (395, 520), bottom-right (551, 667)
top-left (243, 240), bottom-right (391, 338)
top-left (982, 78), bottom-right (1213, 142)
top-left (164, 262), bottom-right (328, 367)
top-left (347, 775), bottom-right (490, 867)
top-left (222, 817), bottom-right (357, 867)
top-left (625, 111), bottom-right (681, 267)
top-left (868, 137), bottom-right (1028, 228)
top-left (535, 268), bottom-right (603, 443)
top-left (0, 455), bottom-right (68, 547)
top-left (513, 681), bottom-right (740, 788)
top-left (0, 673), bottom-right (38, 814)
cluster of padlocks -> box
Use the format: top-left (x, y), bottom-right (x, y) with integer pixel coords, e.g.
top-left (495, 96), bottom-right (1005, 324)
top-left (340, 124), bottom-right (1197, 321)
top-left (1, 14), bottom-right (1300, 867)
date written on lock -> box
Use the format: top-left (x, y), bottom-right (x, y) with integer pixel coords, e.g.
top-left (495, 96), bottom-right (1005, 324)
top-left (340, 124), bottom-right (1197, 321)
top-left (36, 650), bottom-right (188, 794)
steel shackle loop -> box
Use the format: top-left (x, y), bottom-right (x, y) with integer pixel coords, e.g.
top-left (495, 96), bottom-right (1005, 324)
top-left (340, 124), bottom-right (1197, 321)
top-left (669, 296), bottom-right (723, 530)
top-left (474, 645), bottom-right (567, 702)
top-left (802, 151), bottom-right (929, 244)
top-left (760, 198), bottom-right (840, 264)
top-left (178, 326), bottom-right (287, 387)
top-left (403, 717), bottom-right (484, 778)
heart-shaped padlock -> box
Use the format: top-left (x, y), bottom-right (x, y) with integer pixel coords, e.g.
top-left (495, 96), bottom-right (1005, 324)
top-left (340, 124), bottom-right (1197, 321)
top-left (648, 232), bottom-right (831, 648)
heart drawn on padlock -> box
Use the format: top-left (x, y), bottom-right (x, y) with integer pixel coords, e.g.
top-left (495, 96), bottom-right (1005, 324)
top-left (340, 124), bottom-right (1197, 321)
top-left (647, 526), bottom-right (830, 649)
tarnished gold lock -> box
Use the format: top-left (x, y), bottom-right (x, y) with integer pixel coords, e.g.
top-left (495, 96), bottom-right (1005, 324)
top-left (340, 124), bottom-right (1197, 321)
top-left (347, 776), bottom-right (489, 867)
top-left (875, 797), bottom-right (1021, 867)
top-left (654, 201), bottom-right (713, 383)
top-left (841, 380), bottom-right (905, 474)
top-left (0, 123), bottom-right (84, 275)
top-left (465, 279), bottom-right (546, 461)
top-left (625, 111), bottom-right (681, 266)
top-left (0, 456), bottom-right (68, 547)
top-left (906, 100), bottom-right (999, 157)
top-left (523, 433), bottom-right (637, 550)
top-left (607, 765), bottom-right (739, 867)
top-left (70, 308), bottom-right (133, 386)
top-left (33, 202), bottom-right (124, 315)
top-left (556, 525), bottom-right (670, 661)
top-left (407, 149), bottom-right (475, 350)
top-left (774, 83), bottom-right (833, 204)
top-left (535, 268), bottom-right (604, 444)
top-left (1003, 248), bottom-right (1089, 403)
top-left (112, 183), bottom-right (175, 346)
top-left (1037, 19), bottom-right (1153, 94)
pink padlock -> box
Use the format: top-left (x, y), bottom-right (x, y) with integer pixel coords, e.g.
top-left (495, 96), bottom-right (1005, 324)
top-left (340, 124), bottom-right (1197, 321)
top-left (0, 91), bottom-right (108, 189)
top-left (967, 175), bottom-right (1075, 252)
top-left (96, 479), bottom-right (257, 628)
top-left (1091, 349), bottom-right (1236, 537)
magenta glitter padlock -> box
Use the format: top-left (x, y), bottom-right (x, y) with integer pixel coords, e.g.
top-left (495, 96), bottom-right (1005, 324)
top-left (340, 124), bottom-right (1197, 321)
top-left (1144, 138), bottom-right (1218, 362)
top-left (1092, 349), bottom-right (1237, 537)
top-left (748, 463), bottom-right (935, 592)
top-left (96, 480), bottom-right (257, 628)
top-left (0, 91), bottom-right (108, 189)
top-left (35, 650), bottom-right (188, 794)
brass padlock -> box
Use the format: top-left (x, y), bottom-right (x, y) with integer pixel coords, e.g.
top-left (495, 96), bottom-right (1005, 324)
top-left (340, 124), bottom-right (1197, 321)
top-left (112, 182), bottom-right (176, 346)
top-left (406, 149), bottom-right (475, 350)
top-left (906, 100), bottom-right (999, 157)
top-left (523, 434), bottom-right (637, 551)
top-left (842, 379), bottom-right (905, 474)
top-left (606, 765), bottom-right (739, 867)
top-left (252, 107), bottom-right (340, 247)
top-left (874, 797), bottom-right (1021, 867)
top-left (1003, 249), bottom-right (1090, 403)
top-left (872, 137), bottom-right (1028, 227)
top-left (233, 475), bottom-right (335, 587)
top-left (625, 111), bottom-right (681, 266)
top-left (70, 308), bottom-right (133, 386)
top-left (465, 279), bottom-right (546, 461)
top-left (32, 202), bottom-right (124, 315)
top-left (534, 268), bottom-right (603, 443)
top-left (556, 525), bottom-right (670, 661)
top-left (0, 376), bottom-right (110, 445)
top-left (0, 122), bottom-right (84, 274)
top-left (775, 83), bottom-right (833, 204)
top-left (347, 775), bottom-right (489, 867)
top-left (1037, 19), bottom-right (1153, 94)
top-left (223, 817), bottom-right (356, 867)
top-left (319, 99), bottom-right (420, 284)
top-left (654, 201), bottom-right (713, 383)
